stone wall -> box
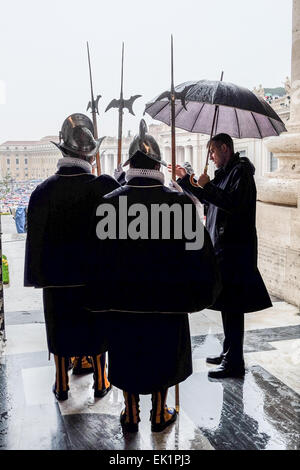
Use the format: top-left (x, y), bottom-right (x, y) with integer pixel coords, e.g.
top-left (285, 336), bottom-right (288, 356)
top-left (256, 0), bottom-right (300, 309)
top-left (257, 181), bottom-right (300, 308)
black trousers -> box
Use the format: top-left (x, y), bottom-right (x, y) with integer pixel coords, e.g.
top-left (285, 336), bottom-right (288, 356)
top-left (221, 311), bottom-right (244, 366)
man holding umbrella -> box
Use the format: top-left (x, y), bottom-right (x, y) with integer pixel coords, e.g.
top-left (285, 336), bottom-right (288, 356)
top-left (175, 133), bottom-right (272, 379)
top-left (145, 74), bottom-right (285, 379)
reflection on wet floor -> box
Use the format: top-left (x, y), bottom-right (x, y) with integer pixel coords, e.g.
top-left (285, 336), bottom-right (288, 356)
top-left (181, 366), bottom-right (299, 450)
top-left (1, 316), bottom-right (299, 450)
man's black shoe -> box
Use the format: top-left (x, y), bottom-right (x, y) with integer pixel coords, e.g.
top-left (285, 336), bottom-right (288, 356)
top-left (208, 362), bottom-right (245, 379)
top-left (94, 384), bottom-right (112, 398)
top-left (52, 384), bottom-right (68, 401)
top-left (206, 355), bottom-right (224, 365)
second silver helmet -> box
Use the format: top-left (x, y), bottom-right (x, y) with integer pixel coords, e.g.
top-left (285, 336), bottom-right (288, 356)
top-left (123, 119), bottom-right (167, 166)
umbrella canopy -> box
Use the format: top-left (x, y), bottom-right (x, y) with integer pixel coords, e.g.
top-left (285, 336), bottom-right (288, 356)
top-left (145, 80), bottom-right (287, 139)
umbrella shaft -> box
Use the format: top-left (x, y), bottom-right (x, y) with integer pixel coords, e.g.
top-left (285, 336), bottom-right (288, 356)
top-left (171, 96), bottom-right (176, 180)
top-left (205, 71), bottom-right (223, 172)
top-left (205, 105), bottom-right (219, 170)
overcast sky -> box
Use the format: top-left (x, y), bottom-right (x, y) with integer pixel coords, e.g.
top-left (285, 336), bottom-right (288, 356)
top-left (0, 0), bottom-right (292, 142)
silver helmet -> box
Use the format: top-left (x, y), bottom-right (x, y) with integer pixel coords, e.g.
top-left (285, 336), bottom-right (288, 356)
top-left (123, 119), bottom-right (167, 167)
top-left (51, 113), bottom-right (102, 158)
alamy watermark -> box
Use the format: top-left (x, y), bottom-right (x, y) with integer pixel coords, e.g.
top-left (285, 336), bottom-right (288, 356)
top-left (95, 196), bottom-right (204, 251)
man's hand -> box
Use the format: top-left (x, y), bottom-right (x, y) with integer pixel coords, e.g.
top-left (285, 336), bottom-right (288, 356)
top-left (167, 164), bottom-right (187, 179)
top-left (198, 173), bottom-right (210, 187)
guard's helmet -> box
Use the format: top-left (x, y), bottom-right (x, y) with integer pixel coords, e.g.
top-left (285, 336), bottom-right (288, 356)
top-left (51, 113), bottom-right (102, 158)
top-left (123, 119), bottom-right (167, 167)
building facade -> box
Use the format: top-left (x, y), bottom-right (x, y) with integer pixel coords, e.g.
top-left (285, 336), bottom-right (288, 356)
top-left (0, 136), bottom-right (60, 181)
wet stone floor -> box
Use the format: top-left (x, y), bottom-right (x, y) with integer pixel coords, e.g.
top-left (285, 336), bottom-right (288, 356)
top-left (0, 300), bottom-right (299, 451)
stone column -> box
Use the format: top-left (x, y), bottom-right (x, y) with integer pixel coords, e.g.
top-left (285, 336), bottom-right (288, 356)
top-left (189, 146), bottom-right (194, 171)
top-left (191, 145), bottom-right (200, 174)
top-left (256, 0), bottom-right (300, 307)
top-left (290, 0), bottom-right (300, 130)
top-left (177, 146), bottom-right (185, 165)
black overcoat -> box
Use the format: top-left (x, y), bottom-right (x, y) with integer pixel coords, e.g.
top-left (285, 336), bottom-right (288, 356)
top-left (24, 165), bottom-right (120, 355)
top-left (86, 175), bottom-right (222, 393)
top-left (178, 154), bottom-right (272, 314)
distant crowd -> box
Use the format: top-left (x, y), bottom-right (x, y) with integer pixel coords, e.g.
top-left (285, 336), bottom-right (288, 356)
top-left (0, 179), bottom-right (42, 214)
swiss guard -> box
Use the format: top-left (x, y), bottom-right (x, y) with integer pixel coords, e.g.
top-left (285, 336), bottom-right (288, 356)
top-left (86, 120), bottom-right (221, 432)
top-left (24, 113), bottom-right (120, 400)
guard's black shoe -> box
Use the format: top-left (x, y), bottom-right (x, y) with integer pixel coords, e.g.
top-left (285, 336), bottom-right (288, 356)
top-left (52, 384), bottom-right (68, 401)
top-left (208, 362), bottom-right (245, 379)
top-left (206, 355), bottom-right (224, 365)
top-left (150, 407), bottom-right (177, 432)
top-left (94, 384), bottom-right (112, 398)
top-left (120, 409), bottom-right (139, 433)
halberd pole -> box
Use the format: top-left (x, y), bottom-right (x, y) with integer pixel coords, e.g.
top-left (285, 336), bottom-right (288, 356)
top-left (170, 34), bottom-right (180, 413)
top-left (86, 41), bottom-right (102, 175)
top-left (105, 42), bottom-right (141, 167)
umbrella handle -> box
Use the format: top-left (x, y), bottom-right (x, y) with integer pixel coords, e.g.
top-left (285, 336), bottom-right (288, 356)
top-left (189, 173), bottom-right (201, 188)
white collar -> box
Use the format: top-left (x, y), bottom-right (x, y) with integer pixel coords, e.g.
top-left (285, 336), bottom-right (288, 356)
top-left (125, 168), bottom-right (165, 185)
top-left (57, 157), bottom-right (92, 173)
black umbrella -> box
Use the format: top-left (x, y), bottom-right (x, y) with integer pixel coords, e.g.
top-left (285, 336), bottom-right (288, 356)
top-left (145, 79), bottom-right (286, 139)
top-left (145, 79), bottom-right (287, 173)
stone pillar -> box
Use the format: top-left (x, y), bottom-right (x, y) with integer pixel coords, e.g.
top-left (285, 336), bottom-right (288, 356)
top-left (256, 0), bottom-right (300, 307)
top-left (177, 146), bottom-right (185, 165)
top-left (290, 0), bottom-right (300, 130)
top-left (191, 145), bottom-right (200, 174)
top-left (165, 146), bottom-right (170, 163)
top-left (189, 146), bottom-right (194, 171)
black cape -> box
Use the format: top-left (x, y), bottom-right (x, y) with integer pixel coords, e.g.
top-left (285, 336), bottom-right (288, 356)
top-left (24, 165), bottom-right (120, 355)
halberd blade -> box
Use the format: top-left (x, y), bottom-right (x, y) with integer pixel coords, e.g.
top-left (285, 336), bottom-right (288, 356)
top-left (154, 84), bottom-right (195, 111)
top-left (124, 94), bottom-right (142, 116)
top-left (105, 98), bottom-right (122, 112)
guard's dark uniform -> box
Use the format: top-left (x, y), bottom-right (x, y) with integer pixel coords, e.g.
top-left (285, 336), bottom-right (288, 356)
top-left (86, 174), bottom-right (221, 393)
top-left (24, 164), bottom-right (119, 357)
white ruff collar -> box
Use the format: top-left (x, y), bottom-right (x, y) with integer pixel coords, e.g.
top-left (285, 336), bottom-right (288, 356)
top-left (57, 157), bottom-right (92, 173)
top-left (125, 168), bottom-right (165, 184)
